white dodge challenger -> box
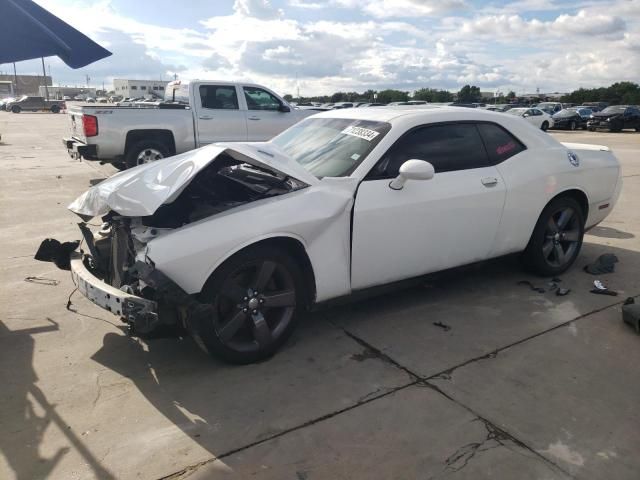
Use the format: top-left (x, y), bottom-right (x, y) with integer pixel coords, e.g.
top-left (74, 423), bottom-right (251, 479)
top-left (41, 106), bottom-right (622, 363)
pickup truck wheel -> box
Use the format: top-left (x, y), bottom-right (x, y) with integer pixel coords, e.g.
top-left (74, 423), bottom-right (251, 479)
top-left (11, 105), bottom-right (21, 113)
top-left (125, 141), bottom-right (169, 168)
top-left (522, 197), bottom-right (584, 276)
top-left (51, 105), bottom-right (60, 113)
top-left (197, 246), bottom-right (304, 364)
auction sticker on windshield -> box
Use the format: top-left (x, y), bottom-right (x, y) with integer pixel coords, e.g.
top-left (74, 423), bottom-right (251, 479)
top-left (341, 125), bottom-right (380, 141)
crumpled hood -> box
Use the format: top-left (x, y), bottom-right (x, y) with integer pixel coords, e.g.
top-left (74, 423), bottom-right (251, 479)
top-left (68, 142), bottom-right (319, 219)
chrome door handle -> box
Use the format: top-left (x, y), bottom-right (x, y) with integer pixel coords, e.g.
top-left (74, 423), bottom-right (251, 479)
top-left (481, 177), bottom-right (498, 187)
top-left (199, 115), bottom-right (213, 120)
top-left (248, 116), bottom-right (260, 121)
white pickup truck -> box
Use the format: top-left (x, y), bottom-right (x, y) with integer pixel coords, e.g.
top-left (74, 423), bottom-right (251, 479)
top-left (63, 80), bottom-right (317, 169)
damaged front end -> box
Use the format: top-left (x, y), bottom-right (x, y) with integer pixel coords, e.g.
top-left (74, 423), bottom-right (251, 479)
top-left (37, 144), bottom-right (313, 340)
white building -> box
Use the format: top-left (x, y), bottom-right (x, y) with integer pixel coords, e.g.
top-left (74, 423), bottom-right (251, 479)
top-left (112, 79), bottom-right (170, 99)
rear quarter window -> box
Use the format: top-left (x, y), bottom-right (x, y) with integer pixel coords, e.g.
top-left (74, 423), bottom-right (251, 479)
top-left (477, 123), bottom-right (526, 164)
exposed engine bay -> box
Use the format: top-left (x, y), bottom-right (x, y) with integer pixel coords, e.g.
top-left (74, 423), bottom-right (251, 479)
top-left (36, 154), bottom-right (309, 336)
top-left (144, 154), bottom-right (308, 228)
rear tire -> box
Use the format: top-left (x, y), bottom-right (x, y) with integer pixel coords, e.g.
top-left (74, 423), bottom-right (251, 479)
top-left (197, 245), bottom-right (305, 364)
top-left (522, 196), bottom-right (585, 276)
top-left (124, 140), bottom-right (169, 169)
top-left (541, 121), bottom-right (549, 131)
top-left (51, 105), bottom-right (60, 113)
top-left (569, 120), bottom-right (577, 131)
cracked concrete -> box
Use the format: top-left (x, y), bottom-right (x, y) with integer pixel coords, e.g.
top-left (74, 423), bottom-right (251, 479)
top-left (1, 114), bottom-right (639, 479)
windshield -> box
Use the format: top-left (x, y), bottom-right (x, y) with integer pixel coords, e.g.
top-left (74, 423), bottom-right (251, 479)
top-left (271, 118), bottom-right (391, 178)
top-left (601, 106), bottom-right (626, 114)
top-left (506, 108), bottom-right (527, 115)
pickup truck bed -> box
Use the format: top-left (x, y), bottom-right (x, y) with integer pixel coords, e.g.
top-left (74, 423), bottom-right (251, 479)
top-left (63, 80), bottom-right (317, 169)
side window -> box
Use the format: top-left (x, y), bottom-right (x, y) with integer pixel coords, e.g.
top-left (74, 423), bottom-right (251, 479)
top-left (243, 87), bottom-right (281, 111)
top-left (199, 85), bottom-right (239, 110)
top-left (477, 123), bottom-right (526, 164)
top-left (368, 123), bottom-right (490, 179)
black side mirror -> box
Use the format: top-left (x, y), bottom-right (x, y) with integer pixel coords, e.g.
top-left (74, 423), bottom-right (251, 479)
top-left (279, 104), bottom-right (291, 113)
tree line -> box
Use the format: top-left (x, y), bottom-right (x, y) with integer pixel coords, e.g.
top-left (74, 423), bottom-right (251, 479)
top-left (286, 82), bottom-right (639, 106)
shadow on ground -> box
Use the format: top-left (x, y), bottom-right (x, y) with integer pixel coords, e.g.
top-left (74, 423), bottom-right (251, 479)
top-left (2, 241), bottom-right (639, 479)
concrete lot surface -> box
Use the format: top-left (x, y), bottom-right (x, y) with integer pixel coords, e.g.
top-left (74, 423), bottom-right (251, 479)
top-left (0, 112), bottom-right (639, 479)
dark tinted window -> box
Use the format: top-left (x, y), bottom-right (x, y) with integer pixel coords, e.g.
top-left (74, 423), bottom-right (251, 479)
top-left (368, 123), bottom-right (489, 179)
top-left (199, 85), bottom-right (239, 110)
top-left (477, 123), bottom-right (526, 164)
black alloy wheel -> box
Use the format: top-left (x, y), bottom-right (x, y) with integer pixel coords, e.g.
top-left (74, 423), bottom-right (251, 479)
top-left (541, 207), bottom-right (582, 268)
top-left (541, 121), bottom-right (549, 131)
top-left (523, 196), bottom-right (584, 276)
top-left (198, 246), bottom-right (303, 364)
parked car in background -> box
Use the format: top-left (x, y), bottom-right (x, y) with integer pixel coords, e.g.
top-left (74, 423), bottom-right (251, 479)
top-left (588, 105), bottom-right (640, 132)
top-left (85, 97), bottom-right (96, 103)
top-left (582, 102), bottom-right (608, 112)
top-left (332, 102), bottom-right (355, 109)
top-left (5, 95), bottom-right (66, 113)
top-left (63, 80), bottom-right (318, 169)
top-left (45, 106), bottom-right (622, 363)
top-left (97, 97), bottom-right (109, 103)
top-left (551, 107), bottom-right (592, 130)
top-left (357, 103), bottom-right (385, 107)
top-left (74, 96), bottom-right (84, 101)
top-left (506, 107), bottom-right (554, 131)
top-left (535, 102), bottom-right (563, 115)
top-left (0, 97), bottom-right (16, 111)
top-left (62, 95), bottom-right (71, 101)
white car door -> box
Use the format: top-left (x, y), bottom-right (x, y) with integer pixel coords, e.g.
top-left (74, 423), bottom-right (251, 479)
top-left (242, 86), bottom-right (294, 141)
top-left (523, 109), bottom-right (541, 128)
top-left (193, 84), bottom-right (247, 145)
top-left (351, 122), bottom-right (509, 290)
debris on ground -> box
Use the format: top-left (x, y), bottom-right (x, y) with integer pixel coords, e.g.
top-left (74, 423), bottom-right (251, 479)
top-left (433, 321), bottom-right (452, 332)
top-left (556, 288), bottom-right (571, 296)
top-left (584, 253), bottom-right (619, 275)
top-left (590, 279), bottom-right (618, 296)
top-left (24, 276), bottom-right (60, 286)
top-left (34, 238), bottom-right (79, 270)
top-left (517, 280), bottom-right (546, 293)
top-left (622, 298), bottom-right (640, 334)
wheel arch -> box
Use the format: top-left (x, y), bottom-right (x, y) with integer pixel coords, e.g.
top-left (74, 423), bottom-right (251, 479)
top-left (202, 234), bottom-right (317, 308)
top-left (124, 129), bottom-right (176, 156)
top-left (551, 188), bottom-right (589, 224)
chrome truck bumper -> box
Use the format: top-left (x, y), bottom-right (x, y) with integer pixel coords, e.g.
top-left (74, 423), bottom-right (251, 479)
top-left (63, 138), bottom-right (98, 160)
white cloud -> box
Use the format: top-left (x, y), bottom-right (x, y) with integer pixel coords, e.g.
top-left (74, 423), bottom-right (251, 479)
top-left (15, 0), bottom-right (639, 96)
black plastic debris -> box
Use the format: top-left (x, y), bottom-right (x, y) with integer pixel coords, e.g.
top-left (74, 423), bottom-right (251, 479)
top-left (433, 321), bottom-right (452, 332)
top-left (584, 253), bottom-right (619, 275)
top-left (556, 288), bottom-right (571, 296)
top-left (590, 279), bottom-right (618, 296)
top-left (517, 280), bottom-right (546, 293)
top-left (34, 238), bottom-right (80, 270)
top-left (622, 298), bottom-right (640, 334)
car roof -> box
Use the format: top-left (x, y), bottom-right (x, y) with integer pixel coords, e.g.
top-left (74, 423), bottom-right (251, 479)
top-left (310, 105), bottom-right (520, 124)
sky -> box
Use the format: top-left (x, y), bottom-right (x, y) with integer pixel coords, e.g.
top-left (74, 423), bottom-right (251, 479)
top-left (2, 0), bottom-right (639, 97)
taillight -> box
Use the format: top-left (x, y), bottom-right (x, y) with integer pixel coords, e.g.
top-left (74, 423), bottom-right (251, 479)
top-left (82, 114), bottom-right (98, 137)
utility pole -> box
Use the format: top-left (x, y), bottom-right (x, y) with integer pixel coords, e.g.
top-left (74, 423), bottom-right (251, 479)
top-left (86, 74), bottom-right (90, 87)
top-left (12, 62), bottom-right (18, 97)
top-left (41, 57), bottom-right (49, 100)
top-left (173, 73), bottom-right (178, 81)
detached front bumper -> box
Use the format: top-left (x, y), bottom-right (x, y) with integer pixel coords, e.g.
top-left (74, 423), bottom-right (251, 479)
top-left (70, 253), bottom-right (158, 325)
top-left (63, 137), bottom-right (97, 160)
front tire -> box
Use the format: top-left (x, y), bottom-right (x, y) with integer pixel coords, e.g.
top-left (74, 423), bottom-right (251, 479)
top-left (197, 246), bottom-right (304, 364)
top-left (125, 140), bottom-right (169, 168)
top-left (11, 105), bottom-right (21, 113)
top-left (541, 121), bottom-right (549, 131)
top-left (522, 196), bottom-right (585, 276)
